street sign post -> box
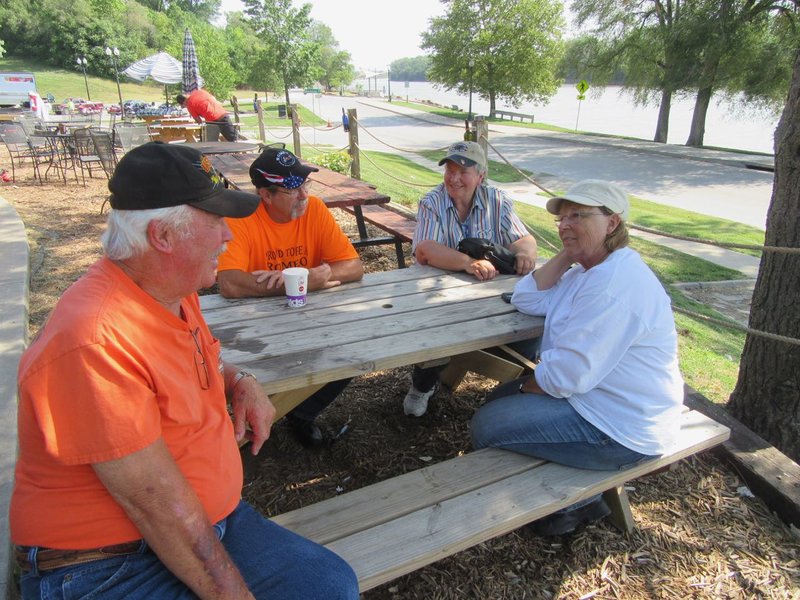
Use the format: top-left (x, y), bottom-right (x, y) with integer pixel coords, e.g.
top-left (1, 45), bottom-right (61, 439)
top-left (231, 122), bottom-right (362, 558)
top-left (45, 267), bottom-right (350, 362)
top-left (304, 87), bottom-right (321, 94)
top-left (575, 80), bottom-right (590, 131)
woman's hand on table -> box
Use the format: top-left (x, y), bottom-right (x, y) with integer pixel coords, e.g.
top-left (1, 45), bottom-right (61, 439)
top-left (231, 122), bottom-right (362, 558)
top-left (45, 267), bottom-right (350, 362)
top-left (466, 258), bottom-right (497, 280)
top-left (513, 251), bottom-right (536, 275)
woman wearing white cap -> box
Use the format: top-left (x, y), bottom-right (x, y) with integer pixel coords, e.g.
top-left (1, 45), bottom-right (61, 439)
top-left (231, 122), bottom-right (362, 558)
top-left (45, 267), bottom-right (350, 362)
top-left (471, 180), bottom-right (684, 536)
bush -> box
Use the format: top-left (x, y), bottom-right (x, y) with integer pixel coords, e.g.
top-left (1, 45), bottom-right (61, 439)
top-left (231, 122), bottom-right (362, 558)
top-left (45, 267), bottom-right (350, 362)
top-left (315, 151), bottom-right (351, 174)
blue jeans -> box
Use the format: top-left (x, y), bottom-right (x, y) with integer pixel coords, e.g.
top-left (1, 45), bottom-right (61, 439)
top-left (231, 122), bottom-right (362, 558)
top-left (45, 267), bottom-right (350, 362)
top-left (471, 380), bottom-right (657, 514)
top-left (471, 379), bottom-right (655, 469)
top-left (20, 500), bottom-right (359, 600)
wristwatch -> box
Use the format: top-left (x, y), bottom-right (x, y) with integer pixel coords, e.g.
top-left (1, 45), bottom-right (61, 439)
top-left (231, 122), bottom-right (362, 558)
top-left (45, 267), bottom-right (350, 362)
top-left (518, 382), bottom-right (526, 394)
top-left (232, 369), bottom-right (256, 390)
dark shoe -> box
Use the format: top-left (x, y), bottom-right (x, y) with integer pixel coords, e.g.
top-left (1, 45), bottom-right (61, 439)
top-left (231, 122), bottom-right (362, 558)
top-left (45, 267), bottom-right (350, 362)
top-left (287, 416), bottom-right (325, 447)
top-left (530, 498), bottom-right (611, 536)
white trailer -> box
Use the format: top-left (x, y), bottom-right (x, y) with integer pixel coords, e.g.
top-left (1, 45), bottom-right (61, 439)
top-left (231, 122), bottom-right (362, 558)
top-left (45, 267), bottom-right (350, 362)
top-left (0, 72), bottom-right (37, 107)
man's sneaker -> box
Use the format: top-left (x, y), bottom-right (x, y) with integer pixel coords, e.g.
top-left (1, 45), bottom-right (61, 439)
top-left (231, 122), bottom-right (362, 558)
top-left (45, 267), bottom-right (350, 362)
top-left (403, 383), bottom-right (437, 417)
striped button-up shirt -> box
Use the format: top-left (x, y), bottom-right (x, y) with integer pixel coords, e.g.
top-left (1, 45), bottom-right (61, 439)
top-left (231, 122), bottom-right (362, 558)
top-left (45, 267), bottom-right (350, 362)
top-left (412, 183), bottom-right (529, 252)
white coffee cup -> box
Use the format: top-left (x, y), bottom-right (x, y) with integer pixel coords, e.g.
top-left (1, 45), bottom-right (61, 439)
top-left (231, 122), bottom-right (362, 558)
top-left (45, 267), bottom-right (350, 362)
top-left (282, 267), bottom-right (309, 308)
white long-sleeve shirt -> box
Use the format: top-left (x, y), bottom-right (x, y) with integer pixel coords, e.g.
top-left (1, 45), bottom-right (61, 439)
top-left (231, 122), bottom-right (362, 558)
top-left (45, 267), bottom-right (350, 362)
top-left (511, 247), bottom-right (684, 455)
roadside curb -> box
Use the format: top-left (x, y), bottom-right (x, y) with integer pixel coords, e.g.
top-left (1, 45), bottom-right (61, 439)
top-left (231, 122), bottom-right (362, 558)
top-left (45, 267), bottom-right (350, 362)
top-left (0, 194), bottom-right (27, 597)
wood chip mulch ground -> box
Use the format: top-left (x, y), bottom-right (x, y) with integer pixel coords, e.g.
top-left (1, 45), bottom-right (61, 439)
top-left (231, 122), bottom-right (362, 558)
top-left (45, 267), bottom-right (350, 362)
top-left (3, 163), bottom-right (799, 599)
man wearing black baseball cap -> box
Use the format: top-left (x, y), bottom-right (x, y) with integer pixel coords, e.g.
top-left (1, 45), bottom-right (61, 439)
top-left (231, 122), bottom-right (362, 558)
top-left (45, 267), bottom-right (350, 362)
top-left (402, 140), bottom-right (539, 417)
top-left (217, 146), bottom-right (363, 447)
top-left (10, 142), bottom-right (358, 599)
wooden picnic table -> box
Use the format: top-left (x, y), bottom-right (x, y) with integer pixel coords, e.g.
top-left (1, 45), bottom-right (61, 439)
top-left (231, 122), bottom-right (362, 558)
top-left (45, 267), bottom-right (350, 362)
top-left (149, 123), bottom-right (203, 143)
top-left (209, 153), bottom-right (395, 250)
top-left (200, 265), bottom-right (543, 418)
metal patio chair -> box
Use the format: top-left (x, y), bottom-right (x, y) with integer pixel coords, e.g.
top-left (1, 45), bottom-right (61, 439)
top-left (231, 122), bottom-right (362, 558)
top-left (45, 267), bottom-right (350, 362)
top-left (72, 127), bottom-right (103, 186)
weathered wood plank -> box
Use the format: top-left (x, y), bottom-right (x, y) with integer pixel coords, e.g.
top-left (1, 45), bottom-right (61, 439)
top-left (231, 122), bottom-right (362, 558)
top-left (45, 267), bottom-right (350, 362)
top-left (273, 448), bottom-right (544, 544)
top-left (321, 410), bottom-right (729, 591)
top-left (226, 312), bottom-right (541, 394)
top-left (440, 349), bottom-right (524, 389)
top-left (683, 385), bottom-right (800, 527)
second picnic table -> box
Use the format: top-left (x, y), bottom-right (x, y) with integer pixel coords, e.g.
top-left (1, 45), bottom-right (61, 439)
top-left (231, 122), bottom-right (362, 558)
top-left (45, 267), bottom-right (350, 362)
top-left (208, 152), bottom-right (402, 259)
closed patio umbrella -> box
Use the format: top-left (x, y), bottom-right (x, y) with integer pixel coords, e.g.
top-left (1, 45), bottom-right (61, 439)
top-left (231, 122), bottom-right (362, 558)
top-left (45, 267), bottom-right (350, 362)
top-left (182, 29), bottom-right (203, 94)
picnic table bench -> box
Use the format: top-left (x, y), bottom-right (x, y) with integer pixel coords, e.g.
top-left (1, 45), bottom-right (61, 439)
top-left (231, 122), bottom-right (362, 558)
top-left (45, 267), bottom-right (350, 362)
top-left (340, 203), bottom-right (416, 268)
top-left (273, 399), bottom-right (729, 592)
top-left (494, 109), bottom-right (535, 123)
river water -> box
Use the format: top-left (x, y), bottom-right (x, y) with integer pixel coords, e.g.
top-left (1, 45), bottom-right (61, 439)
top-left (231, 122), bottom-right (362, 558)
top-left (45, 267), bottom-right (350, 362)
top-left (352, 79), bottom-right (779, 155)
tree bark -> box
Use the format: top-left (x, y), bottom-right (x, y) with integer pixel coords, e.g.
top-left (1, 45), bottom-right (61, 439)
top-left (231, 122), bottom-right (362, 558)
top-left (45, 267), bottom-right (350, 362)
top-left (686, 86), bottom-right (713, 147)
top-left (653, 88), bottom-right (672, 143)
top-left (728, 50), bottom-right (800, 464)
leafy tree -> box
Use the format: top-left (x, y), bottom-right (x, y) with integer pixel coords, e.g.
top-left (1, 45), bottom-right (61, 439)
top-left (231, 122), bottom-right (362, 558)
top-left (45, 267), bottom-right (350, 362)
top-left (422, 0), bottom-right (565, 117)
top-left (389, 56), bottom-right (431, 82)
top-left (309, 21), bottom-right (355, 92)
top-left (570, 0), bottom-right (700, 143)
top-left (728, 48), bottom-right (800, 463)
top-left (133, 0), bottom-right (220, 19)
top-left (243, 0), bottom-right (320, 107)
top-left (683, 0), bottom-right (798, 147)
top-left (224, 13), bottom-right (265, 90)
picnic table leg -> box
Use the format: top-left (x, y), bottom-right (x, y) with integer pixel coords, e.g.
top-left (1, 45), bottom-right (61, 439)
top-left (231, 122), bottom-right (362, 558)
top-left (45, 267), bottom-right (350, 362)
top-left (602, 486), bottom-right (635, 533)
top-left (440, 350), bottom-right (524, 391)
top-left (270, 384), bottom-right (325, 420)
top-left (352, 205), bottom-right (369, 240)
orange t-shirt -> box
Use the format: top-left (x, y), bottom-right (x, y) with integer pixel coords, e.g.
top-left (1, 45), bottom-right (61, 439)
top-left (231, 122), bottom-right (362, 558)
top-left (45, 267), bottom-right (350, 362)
top-left (10, 258), bottom-right (242, 549)
top-left (185, 89), bottom-right (227, 122)
top-left (218, 195), bottom-right (358, 272)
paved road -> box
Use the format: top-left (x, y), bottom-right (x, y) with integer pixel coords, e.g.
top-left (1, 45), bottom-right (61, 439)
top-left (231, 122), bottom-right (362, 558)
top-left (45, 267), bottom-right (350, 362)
top-left (285, 92), bottom-right (773, 231)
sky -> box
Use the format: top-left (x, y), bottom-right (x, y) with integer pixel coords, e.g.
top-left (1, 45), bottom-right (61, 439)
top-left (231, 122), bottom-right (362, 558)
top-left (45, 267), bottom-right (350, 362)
top-left (217, 0), bottom-right (448, 72)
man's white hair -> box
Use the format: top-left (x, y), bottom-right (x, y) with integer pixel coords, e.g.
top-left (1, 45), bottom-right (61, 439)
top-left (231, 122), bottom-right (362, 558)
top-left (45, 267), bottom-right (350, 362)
top-left (101, 205), bottom-right (194, 260)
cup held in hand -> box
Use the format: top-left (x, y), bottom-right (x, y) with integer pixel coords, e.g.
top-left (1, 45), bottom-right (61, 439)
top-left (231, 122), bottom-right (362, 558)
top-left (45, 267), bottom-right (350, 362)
top-left (282, 267), bottom-right (308, 307)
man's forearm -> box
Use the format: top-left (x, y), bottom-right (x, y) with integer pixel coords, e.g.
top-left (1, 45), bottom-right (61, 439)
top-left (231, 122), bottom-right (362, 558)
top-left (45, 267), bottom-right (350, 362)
top-left (328, 258), bottom-right (364, 284)
top-left (94, 440), bottom-right (254, 599)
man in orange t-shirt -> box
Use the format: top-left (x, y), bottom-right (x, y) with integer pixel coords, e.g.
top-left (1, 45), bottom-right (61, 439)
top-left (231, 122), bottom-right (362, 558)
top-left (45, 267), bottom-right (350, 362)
top-left (10, 142), bottom-right (358, 600)
top-left (177, 89), bottom-right (237, 141)
top-left (218, 147), bottom-right (363, 446)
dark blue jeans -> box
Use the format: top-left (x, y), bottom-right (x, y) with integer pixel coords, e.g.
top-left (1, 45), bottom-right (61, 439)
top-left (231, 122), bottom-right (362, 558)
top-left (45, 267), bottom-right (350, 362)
top-left (20, 500), bottom-right (359, 600)
top-left (289, 378), bottom-right (351, 423)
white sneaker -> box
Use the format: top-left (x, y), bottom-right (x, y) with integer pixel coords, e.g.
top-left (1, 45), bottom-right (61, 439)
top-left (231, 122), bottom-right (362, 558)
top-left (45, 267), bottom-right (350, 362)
top-left (403, 384), bottom-right (437, 417)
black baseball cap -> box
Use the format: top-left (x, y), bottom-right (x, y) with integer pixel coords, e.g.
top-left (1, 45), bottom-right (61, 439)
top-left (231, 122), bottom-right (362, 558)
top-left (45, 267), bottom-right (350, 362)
top-left (249, 147), bottom-right (319, 189)
top-left (108, 142), bottom-right (259, 217)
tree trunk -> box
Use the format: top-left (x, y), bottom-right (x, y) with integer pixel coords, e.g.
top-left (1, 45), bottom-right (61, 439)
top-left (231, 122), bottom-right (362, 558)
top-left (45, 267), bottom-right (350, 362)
top-left (728, 51), bottom-right (800, 464)
top-left (653, 88), bottom-right (672, 143)
top-left (686, 86), bottom-right (713, 147)
top-left (686, 54), bottom-right (721, 148)
top-left (489, 92), bottom-right (496, 118)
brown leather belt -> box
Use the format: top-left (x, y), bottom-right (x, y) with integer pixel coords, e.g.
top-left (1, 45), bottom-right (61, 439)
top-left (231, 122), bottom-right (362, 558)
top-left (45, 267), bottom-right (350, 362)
top-left (14, 541), bottom-right (143, 573)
